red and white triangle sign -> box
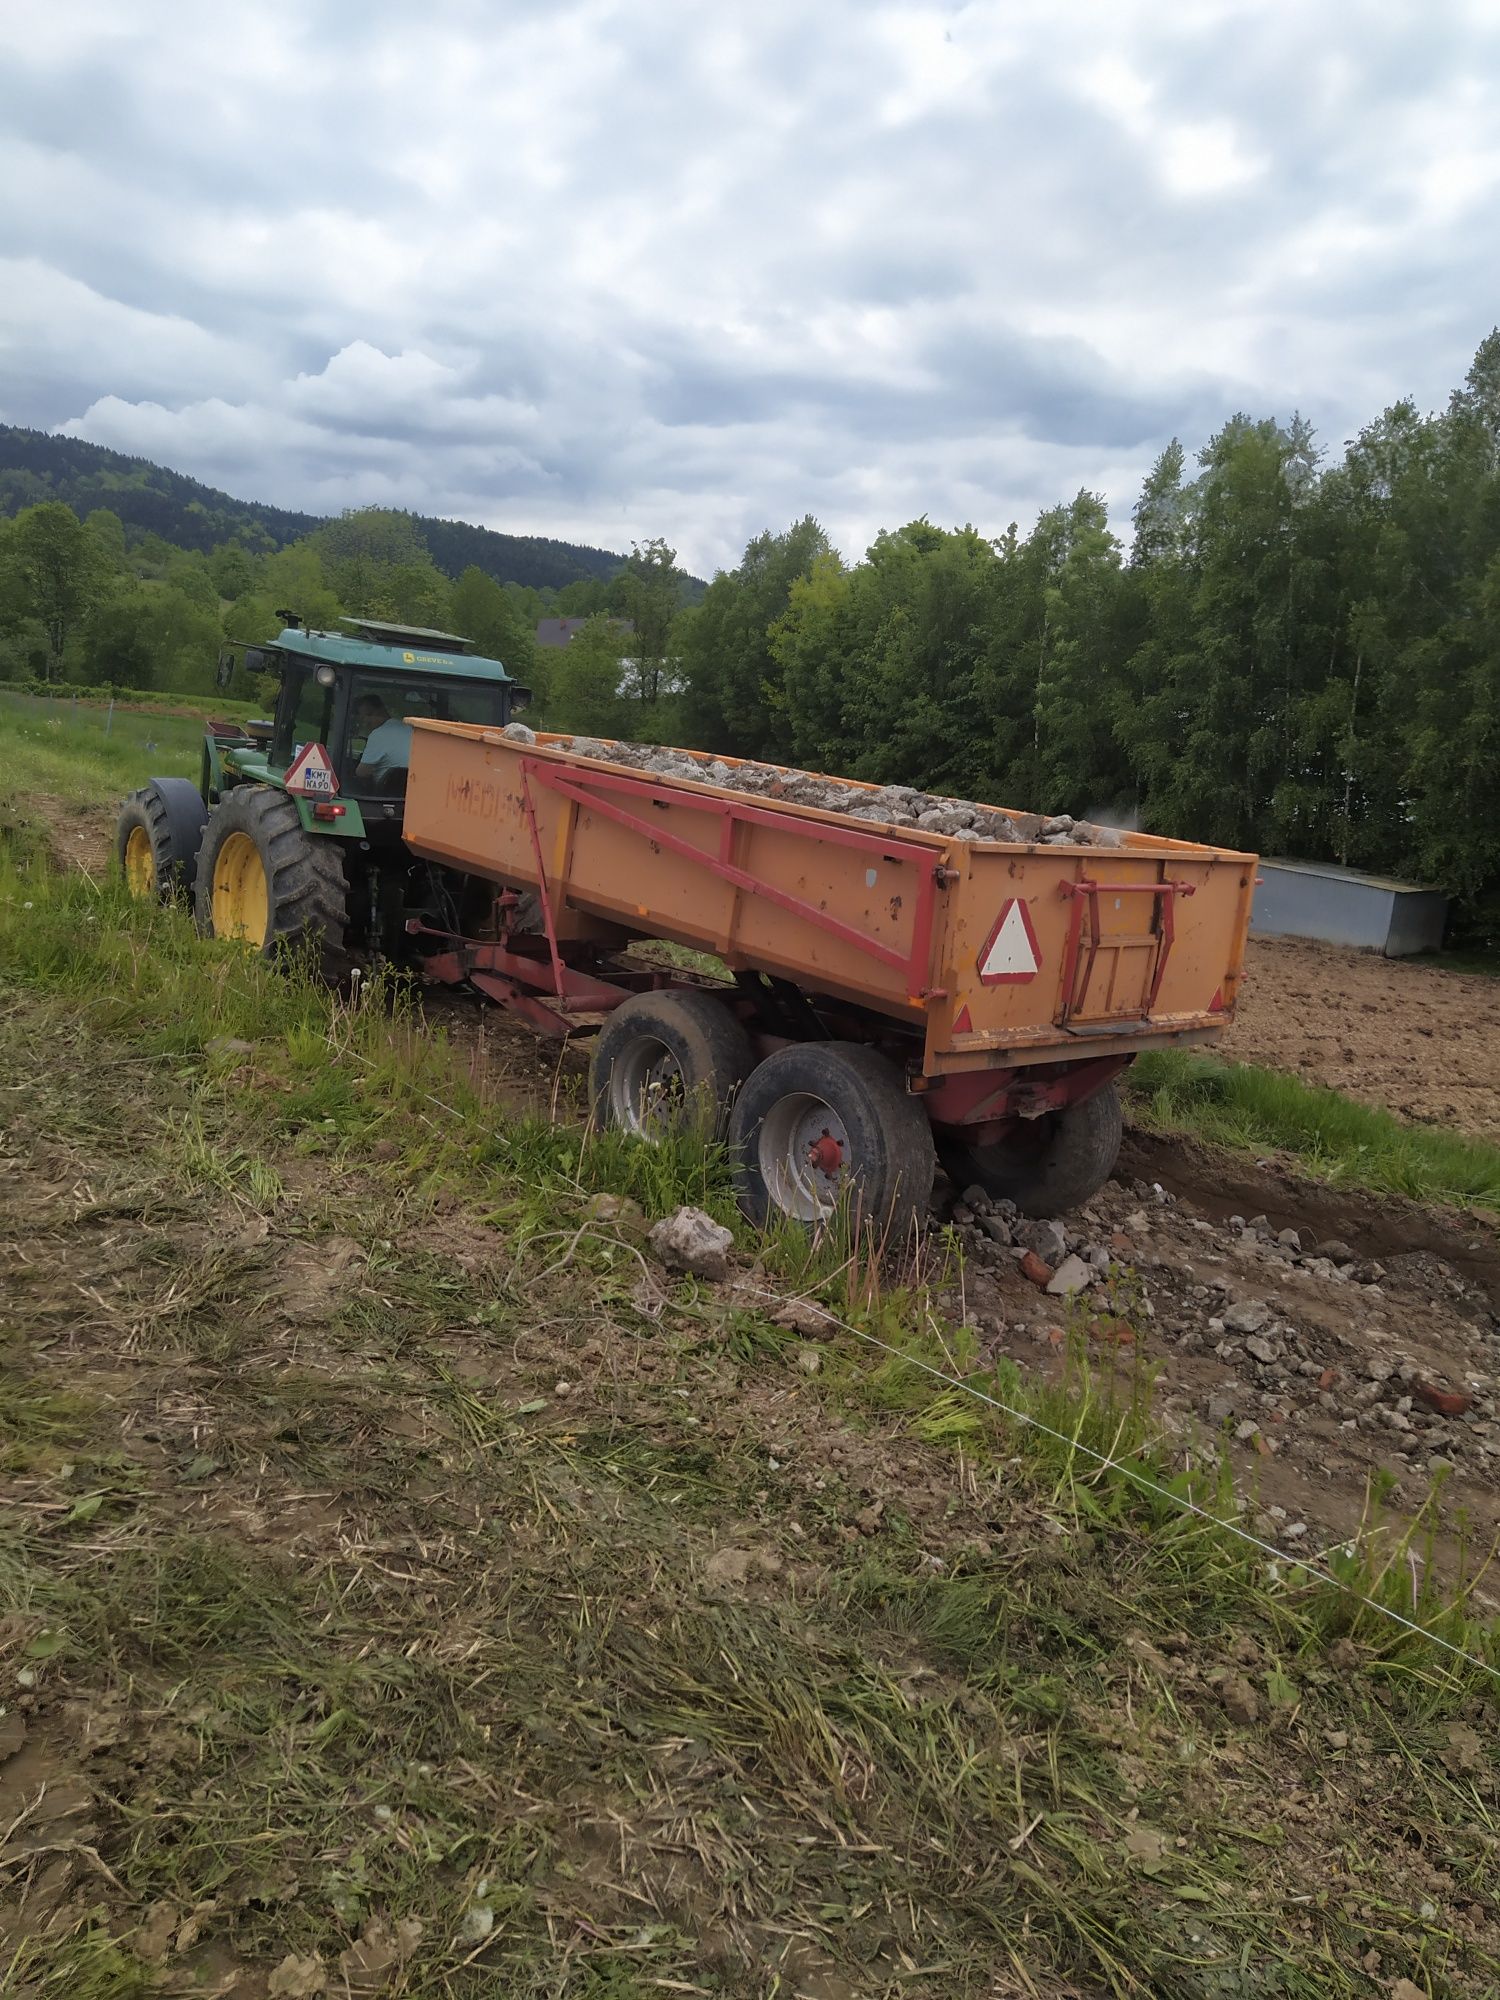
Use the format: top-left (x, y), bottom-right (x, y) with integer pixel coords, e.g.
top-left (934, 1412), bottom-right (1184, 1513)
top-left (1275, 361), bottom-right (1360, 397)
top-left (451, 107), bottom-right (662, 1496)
top-left (285, 741), bottom-right (340, 797)
top-left (977, 897), bottom-right (1040, 983)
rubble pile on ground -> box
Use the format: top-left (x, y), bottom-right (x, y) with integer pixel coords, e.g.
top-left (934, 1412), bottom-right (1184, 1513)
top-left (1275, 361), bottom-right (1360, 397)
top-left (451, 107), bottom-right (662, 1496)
top-left (502, 723), bottom-right (1124, 847)
top-left (940, 1175), bottom-right (1500, 1551)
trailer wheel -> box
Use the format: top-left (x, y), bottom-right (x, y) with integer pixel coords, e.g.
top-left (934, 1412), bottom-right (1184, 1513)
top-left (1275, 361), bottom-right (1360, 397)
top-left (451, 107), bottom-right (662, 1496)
top-left (115, 778), bottom-right (208, 902)
top-left (945, 1080), bottom-right (1123, 1216)
top-left (729, 1043), bottom-right (935, 1237)
top-left (194, 785), bottom-right (348, 978)
top-left (591, 990), bottom-right (754, 1140)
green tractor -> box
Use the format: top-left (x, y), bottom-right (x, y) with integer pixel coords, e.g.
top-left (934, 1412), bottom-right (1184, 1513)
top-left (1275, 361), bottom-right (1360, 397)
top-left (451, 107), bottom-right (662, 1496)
top-left (115, 618), bottom-right (530, 969)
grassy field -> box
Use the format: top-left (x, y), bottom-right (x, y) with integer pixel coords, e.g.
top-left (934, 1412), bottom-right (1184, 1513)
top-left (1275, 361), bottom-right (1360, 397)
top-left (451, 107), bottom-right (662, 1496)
top-left (1130, 1049), bottom-right (1500, 1210)
top-left (3, 748), bottom-right (1499, 1993)
top-left (0, 688), bottom-right (206, 805)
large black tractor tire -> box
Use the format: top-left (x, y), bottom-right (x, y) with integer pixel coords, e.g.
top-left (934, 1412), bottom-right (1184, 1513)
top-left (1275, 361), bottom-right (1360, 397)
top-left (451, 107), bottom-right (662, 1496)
top-left (193, 785), bottom-right (348, 980)
top-left (590, 989), bottom-right (754, 1140)
top-left (728, 1042), bottom-right (935, 1239)
top-left (943, 1080), bottom-right (1123, 1217)
top-left (115, 778), bottom-right (208, 902)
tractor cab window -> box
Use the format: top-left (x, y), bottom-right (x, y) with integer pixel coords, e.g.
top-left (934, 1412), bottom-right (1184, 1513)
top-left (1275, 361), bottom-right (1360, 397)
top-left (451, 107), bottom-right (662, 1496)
top-left (346, 676), bottom-right (510, 797)
top-left (274, 665), bottom-right (334, 770)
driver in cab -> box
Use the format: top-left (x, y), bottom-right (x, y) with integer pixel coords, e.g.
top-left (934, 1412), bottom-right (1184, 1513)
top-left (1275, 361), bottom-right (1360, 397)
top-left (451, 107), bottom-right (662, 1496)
top-left (352, 694), bottom-right (413, 790)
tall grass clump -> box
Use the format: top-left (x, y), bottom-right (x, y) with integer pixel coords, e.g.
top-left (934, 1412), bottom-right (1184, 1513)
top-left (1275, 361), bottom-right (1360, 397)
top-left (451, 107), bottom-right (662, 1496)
top-left (1130, 1047), bottom-right (1500, 1207)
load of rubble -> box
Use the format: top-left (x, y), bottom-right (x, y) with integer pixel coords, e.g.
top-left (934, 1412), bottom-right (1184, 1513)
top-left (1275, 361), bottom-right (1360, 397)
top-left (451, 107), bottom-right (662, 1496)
top-left (503, 725), bottom-right (1125, 848)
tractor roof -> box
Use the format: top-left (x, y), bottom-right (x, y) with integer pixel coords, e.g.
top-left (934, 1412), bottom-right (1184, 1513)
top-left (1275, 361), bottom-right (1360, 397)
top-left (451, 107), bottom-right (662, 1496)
top-left (272, 623), bottom-right (514, 683)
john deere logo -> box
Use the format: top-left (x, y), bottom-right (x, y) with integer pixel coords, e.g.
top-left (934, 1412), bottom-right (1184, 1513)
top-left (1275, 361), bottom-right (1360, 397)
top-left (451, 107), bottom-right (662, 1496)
top-left (403, 650), bottom-right (416, 663)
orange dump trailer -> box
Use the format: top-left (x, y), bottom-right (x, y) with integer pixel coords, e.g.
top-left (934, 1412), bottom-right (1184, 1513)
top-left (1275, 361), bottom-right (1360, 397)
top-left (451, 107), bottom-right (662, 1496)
top-left (401, 722), bottom-right (1256, 1229)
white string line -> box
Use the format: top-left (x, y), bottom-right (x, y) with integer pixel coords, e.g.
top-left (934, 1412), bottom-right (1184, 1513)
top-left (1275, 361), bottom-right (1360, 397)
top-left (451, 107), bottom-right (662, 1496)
top-left (747, 1284), bottom-right (1500, 1685)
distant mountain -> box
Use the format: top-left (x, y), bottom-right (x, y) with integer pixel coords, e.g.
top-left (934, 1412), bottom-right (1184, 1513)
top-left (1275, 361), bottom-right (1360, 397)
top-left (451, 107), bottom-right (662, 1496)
top-left (0, 425), bottom-right (626, 592)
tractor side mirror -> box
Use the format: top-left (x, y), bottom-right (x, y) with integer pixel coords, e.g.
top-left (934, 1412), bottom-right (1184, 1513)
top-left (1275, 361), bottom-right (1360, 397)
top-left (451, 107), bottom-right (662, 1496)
top-left (215, 648), bottom-right (235, 689)
top-left (509, 684), bottom-right (533, 715)
top-left (243, 648), bottom-right (267, 675)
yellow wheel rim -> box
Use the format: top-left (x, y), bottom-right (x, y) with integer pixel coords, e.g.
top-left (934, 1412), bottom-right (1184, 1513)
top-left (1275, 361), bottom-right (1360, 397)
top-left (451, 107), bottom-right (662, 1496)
top-left (123, 824), bottom-right (156, 899)
top-left (211, 831), bottom-right (270, 947)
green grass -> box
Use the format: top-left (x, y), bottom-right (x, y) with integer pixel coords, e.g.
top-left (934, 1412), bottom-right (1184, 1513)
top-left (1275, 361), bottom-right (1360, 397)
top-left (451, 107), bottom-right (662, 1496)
top-left (0, 688), bottom-right (208, 804)
top-left (1130, 1046), bottom-right (1500, 1207)
top-left (3, 778), bottom-right (1500, 1992)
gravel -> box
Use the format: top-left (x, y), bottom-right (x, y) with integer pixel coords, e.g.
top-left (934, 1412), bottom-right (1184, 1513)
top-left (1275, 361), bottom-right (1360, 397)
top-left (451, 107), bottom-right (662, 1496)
top-left (542, 733), bottom-right (1129, 848)
top-left (938, 1159), bottom-right (1500, 1548)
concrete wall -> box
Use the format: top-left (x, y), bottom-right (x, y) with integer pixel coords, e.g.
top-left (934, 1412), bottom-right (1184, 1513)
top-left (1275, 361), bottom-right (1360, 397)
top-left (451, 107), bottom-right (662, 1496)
top-left (1250, 861), bottom-right (1447, 957)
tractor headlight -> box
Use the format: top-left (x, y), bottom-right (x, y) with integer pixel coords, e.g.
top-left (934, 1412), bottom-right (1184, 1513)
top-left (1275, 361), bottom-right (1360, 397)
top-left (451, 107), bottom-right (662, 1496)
top-left (315, 665), bottom-right (336, 687)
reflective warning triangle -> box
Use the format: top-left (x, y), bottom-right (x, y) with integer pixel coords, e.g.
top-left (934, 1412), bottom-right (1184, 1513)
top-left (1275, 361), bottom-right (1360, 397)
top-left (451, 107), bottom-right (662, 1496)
top-left (285, 741), bottom-right (340, 797)
top-left (977, 897), bottom-right (1040, 983)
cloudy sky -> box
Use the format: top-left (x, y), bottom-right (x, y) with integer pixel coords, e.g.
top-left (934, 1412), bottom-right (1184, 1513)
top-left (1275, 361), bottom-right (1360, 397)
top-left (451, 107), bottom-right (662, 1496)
top-left (3, 1), bottom-right (1498, 576)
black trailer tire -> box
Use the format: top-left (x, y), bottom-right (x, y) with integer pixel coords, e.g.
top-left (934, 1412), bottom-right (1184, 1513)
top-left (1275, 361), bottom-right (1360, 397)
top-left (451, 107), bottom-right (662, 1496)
top-left (729, 1042), bottom-right (935, 1238)
top-left (591, 989), bottom-right (754, 1140)
top-left (944, 1080), bottom-right (1123, 1217)
top-left (116, 778), bottom-right (208, 901)
top-left (194, 785), bottom-right (348, 979)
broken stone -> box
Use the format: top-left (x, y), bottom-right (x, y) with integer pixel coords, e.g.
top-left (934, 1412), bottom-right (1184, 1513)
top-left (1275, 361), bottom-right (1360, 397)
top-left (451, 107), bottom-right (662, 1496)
top-left (1022, 1218), bottom-right (1069, 1263)
top-left (1045, 1254), bottom-right (1093, 1298)
top-left (584, 1191), bottom-right (648, 1233)
top-left (1244, 1334), bottom-right (1281, 1365)
top-left (1411, 1380), bottom-right (1472, 1418)
top-left (501, 721), bottom-right (536, 743)
top-left (648, 1206), bottom-right (734, 1282)
top-left (1222, 1298), bottom-right (1272, 1335)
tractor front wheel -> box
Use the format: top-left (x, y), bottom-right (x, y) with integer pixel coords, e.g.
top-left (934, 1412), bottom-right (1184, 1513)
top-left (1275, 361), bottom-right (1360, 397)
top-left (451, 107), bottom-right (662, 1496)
top-left (194, 786), bottom-right (348, 978)
top-left (115, 778), bottom-right (208, 902)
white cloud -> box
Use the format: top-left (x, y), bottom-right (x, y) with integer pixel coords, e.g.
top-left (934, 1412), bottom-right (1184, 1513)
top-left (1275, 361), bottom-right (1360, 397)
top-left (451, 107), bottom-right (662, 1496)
top-left (2, 0), bottom-right (1498, 576)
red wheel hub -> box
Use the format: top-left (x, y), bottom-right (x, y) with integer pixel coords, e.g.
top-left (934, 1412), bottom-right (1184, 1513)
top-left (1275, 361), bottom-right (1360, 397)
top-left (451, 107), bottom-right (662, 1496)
top-left (807, 1132), bottom-right (844, 1177)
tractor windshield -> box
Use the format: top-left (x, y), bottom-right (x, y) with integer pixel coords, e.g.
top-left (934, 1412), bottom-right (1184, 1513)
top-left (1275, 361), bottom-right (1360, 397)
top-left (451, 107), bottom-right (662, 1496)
top-left (347, 675), bottom-right (509, 797)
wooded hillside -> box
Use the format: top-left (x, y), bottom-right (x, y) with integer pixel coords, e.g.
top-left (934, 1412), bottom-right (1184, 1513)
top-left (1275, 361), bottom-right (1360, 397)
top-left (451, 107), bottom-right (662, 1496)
top-left (0, 427), bottom-right (624, 590)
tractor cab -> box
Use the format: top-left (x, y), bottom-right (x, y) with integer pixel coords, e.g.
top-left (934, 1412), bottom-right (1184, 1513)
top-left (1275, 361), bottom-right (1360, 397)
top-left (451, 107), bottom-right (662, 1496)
top-left (210, 619), bottom-right (530, 841)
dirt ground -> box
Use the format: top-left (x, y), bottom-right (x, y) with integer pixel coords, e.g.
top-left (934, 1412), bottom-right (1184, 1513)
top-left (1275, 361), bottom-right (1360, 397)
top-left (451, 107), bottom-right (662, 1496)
top-left (4, 797), bottom-right (1500, 1995)
top-left (1226, 936), bottom-right (1500, 1142)
top-left (4, 987), bottom-right (1498, 1997)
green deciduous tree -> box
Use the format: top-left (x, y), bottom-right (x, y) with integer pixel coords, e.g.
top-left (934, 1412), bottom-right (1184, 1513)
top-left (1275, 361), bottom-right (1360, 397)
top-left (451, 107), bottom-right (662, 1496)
top-left (7, 502), bottom-right (104, 680)
top-left (678, 517), bottom-right (833, 759)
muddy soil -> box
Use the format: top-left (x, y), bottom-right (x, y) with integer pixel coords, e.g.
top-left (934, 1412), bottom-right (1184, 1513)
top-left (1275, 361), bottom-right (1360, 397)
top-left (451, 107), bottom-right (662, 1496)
top-left (1226, 935), bottom-right (1500, 1142)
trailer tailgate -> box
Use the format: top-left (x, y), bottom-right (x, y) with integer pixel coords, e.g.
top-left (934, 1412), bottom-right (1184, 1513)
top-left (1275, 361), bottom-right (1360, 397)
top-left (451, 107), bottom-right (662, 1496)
top-left (928, 839), bottom-right (1256, 1067)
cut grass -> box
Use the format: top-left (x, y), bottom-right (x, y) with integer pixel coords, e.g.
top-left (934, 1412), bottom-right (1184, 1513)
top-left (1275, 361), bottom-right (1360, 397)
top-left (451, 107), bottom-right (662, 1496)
top-left (3, 792), bottom-right (1500, 1993)
top-left (1130, 1046), bottom-right (1500, 1208)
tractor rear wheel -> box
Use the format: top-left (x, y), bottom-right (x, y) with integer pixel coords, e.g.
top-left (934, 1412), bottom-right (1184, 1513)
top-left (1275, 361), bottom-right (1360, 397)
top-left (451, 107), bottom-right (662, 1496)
top-left (728, 1042), bottom-right (935, 1239)
top-left (942, 1080), bottom-right (1123, 1217)
top-left (115, 778), bottom-right (208, 902)
top-left (590, 989), bottom-right (754, 1140)
top-left (194, 785), bottom-right (348, 978)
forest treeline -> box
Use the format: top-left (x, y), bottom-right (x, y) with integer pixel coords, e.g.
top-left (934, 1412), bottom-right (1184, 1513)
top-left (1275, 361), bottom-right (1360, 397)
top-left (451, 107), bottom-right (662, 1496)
top-left (5, 335), bottom-right (1500, 932)
top-left (0, 501), bottom-right (684, 721)
top-left (0, 425), bottom-right (625, 589)
top-left (664, 334), bottom-right (1500, 935)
